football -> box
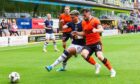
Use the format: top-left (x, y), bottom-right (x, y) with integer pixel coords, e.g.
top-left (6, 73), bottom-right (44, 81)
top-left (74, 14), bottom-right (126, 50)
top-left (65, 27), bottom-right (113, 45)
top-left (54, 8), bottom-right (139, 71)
top-left (8, 72), bottom-right (20, 83)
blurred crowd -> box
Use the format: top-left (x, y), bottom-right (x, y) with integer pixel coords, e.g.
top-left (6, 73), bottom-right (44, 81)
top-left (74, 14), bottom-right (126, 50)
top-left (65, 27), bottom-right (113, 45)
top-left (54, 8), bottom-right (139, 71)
top-left (1, 10), bottom-right (140, 37)
top-left (0, 19), bottom-right (19, 37)
top-left (118, 10), bottom-right (140, 34)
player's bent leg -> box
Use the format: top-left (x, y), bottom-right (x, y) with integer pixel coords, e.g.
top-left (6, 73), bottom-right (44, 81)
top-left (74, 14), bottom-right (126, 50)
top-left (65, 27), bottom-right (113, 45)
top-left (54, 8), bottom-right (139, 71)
top-left (56, 56), bottom-right (71, 72)
top-left (96, 51), bottom-right (116, 77)
top-left (85, 56), bottom-right (101, 74)
top-left (43, 40), bottom-right (49, 52)
top-left (52, 39), bottom-right (59, 52)
top-left (81, 49), bottom-right (101, 74)
top-left (45, 50), bottom-right (70, 72)
top-left (80, 49), bottom-right (96, 65)
top-left (81, 49), bottom-right (89, 59)
top-left (57, 47), bottom-right (76, 71)
top-left (96, 51), bottom-right (112, 70)
top-left (62, 33), bottom-right (69, 50)
top-left (62, 41), bottom-right (66, 50)
top-left (43, 34), bottom-right (50, 52)
top-left (62, 36), bottom-right (67, 50)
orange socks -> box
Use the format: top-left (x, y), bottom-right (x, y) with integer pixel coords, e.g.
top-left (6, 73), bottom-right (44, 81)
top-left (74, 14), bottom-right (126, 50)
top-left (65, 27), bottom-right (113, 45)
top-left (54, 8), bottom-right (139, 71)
top-left (86, 56), bottom-right (96, 65)
top-left (102, 58), bottom-right (112, 70)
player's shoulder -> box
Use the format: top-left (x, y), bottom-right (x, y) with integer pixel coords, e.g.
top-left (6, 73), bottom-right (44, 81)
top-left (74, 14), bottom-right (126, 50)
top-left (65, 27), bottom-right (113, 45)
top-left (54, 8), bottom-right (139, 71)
top-left (93, 17), bottom-right (100, 22)
top-left (81, 20), bottom-right (85, 23)
top-left (60, 13), bottom-right (65, 17)
top-left (93, 17), bottom-right (99, 20)
top-left (44, 19), bottom-right (48, 23)
top-left (81, 20), bottom-right (87, 25)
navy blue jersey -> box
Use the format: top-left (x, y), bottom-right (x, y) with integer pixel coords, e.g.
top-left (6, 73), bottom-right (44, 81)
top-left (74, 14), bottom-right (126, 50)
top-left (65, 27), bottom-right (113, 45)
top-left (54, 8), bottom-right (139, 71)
top-left (67, 21), bottom-right (85, 46)
top-left (1, 22), bottom-right (7, 29)
top-left (44, 20), bottom-right (53, 33)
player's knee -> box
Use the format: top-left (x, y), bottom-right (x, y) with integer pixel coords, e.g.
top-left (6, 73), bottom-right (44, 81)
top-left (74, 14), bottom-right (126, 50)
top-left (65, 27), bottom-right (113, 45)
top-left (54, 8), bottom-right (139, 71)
top-left (62, 38), bottom-right (66, 42)
top-left (81, 50), bottom-right (89, 59)
top-left (80, 51), bottom-right (85, 57)
top-left (102, 58), bottom-right (107, 64)
top-left (44, 42), bottom-right (48, 45)
top-left (52, 39), bottom-right (55, 42)
top-left (62, 41), bottom-right (66, 44)
top-left (63, 39), bottom-right (66, 42)
top-left (96, 51), bottom-right (104, 60)
top-left (63, 56), bottom-right (71, 63)
top-left (67, 48), bottom-right (76, 55)
top-left (63, 50), bottom-right (70, 57)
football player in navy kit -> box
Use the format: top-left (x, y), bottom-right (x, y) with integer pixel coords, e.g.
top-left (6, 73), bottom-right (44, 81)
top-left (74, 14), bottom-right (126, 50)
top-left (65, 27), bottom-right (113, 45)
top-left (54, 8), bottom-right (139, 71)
top-left (45, 10), bottom-right (101, 74)
top-left (43, 14), bottom-right (59, 52)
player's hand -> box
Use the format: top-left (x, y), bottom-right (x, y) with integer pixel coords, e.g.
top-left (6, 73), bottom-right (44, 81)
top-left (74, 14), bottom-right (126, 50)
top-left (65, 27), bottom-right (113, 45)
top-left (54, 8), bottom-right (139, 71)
top-left (92, 28), bottom-right (97, 33)
top-left (48, 26), bottom-right (52, 28)
top-left (71, 31), bottom-right (78, 36)
top-left (60, 19), bottom-right (64, 23)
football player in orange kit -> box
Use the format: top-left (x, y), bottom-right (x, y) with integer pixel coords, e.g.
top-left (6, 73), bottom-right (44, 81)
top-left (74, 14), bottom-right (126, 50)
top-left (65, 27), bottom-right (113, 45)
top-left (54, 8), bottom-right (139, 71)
top-left (59, 6), bottom-right (72, 49)
top-left (73, 8), bottom-right (116, 77)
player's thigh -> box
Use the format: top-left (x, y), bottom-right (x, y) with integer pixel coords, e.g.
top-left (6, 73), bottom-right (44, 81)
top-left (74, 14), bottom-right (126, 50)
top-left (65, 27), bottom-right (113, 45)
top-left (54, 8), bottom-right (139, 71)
top-left (81, 49), bottom-right (90, 59)
top-left (67, 44), bottom-right (77, 55)
top-left (95, 42), bottom-right (104, 60)
top-left (45, 33), bottom-right (51, 40)
top-left (62, 33), bottom-right (70, 42)
top-left (2, 29), bottom-right (7, 35)
top-left (81, 45), bottom-right (95, 58)
top-left (50, 34), bottom-right (56, 41)
top-left (96, 51), bottom-right (104, 60)
top-left (62, 33), bottom-right (67, 42)
top-left (74, 45), bottom-right (84, 54)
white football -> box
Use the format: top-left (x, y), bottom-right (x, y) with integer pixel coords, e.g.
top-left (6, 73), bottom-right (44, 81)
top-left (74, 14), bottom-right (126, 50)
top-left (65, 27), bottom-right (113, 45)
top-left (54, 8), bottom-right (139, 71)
top-left (9, 72), bottom-right (20, 83)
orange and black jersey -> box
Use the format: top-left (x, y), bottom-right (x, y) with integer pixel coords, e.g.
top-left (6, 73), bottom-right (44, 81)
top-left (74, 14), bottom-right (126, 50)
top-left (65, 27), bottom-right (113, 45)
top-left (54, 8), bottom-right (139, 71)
top-left (59, 13), bottom-right (72, 33)
top-left (82, 17), bottom-right (101, 45)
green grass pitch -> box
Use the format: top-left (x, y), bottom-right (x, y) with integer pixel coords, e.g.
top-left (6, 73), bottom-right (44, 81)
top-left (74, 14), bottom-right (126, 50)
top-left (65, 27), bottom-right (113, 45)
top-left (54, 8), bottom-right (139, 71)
top-left (0, 33), bottom-right (140, 84)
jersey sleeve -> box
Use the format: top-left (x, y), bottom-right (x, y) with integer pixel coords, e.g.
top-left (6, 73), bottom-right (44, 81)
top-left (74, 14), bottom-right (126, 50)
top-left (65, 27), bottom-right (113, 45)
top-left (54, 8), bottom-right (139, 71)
top-left (66, 22), bottom-right (72, 28)
top-left (59, 14), bottom-right (63, 20)
top-left (52, 21), bottom-right (53, 26)
top-left (94, 18), bottom-right (101, 28)
top-left (81, 21), bottom-right (85, 31)
top-left (44, 20), bottom-right (49, 27)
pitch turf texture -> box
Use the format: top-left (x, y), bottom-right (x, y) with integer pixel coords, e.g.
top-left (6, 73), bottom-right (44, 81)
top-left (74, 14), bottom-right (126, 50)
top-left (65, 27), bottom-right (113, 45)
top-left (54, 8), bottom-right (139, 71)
top-left (0, 33), bottom-right (140, 84)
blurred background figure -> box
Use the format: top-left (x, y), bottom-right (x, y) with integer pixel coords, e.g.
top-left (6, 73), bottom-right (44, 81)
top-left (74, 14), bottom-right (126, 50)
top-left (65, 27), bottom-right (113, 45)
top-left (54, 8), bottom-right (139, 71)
top-left (7, 19), bottom-right (12, 36)
top-left (133, 18), bottom-right (139, 33)
top-left (118, 20), bottom-right (123, 34)
top-left (1, 19), bottom-right (9, 36)
top-left (59, 6), bottom-right (72, 50)
top-left (10, 19), bottom-right (19, 36)
top-left (43, 13), bottom-right (59, 52)
top-left (0, 25), bottom-right (2, 37)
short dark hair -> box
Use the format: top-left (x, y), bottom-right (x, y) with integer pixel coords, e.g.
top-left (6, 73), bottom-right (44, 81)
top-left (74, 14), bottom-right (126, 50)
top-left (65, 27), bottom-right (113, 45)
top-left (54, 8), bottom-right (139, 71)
top-left (81, 8), bottom-right (90, 13)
